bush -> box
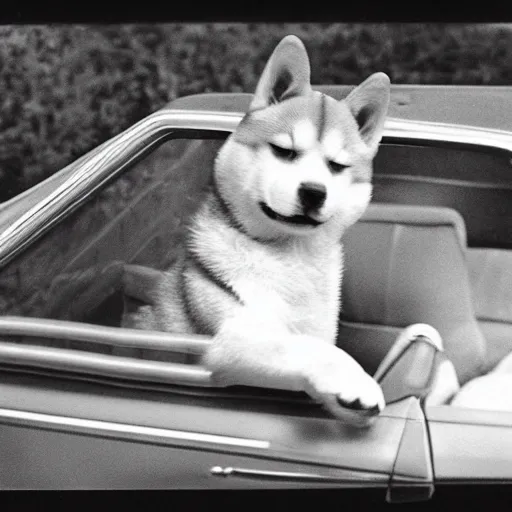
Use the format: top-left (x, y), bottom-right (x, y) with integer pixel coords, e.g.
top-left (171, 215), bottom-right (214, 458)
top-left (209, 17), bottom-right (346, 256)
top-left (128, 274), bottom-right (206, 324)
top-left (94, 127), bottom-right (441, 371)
top-left (1, 23), bottom-right (512, 201)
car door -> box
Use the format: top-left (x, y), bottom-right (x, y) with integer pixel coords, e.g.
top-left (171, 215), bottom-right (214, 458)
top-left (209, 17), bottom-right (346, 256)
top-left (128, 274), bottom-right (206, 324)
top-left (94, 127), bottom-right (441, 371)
top-left (0, 369), bottom-right (429, 499)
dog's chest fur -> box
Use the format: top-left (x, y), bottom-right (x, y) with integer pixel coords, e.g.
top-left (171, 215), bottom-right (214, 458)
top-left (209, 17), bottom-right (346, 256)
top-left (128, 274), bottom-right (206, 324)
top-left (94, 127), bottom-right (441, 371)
top-left (186, 194), bottom-right (343, 342)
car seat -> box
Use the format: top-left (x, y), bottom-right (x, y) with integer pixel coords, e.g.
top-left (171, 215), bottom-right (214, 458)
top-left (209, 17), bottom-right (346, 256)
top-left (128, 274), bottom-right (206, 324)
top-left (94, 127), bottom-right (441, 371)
top-left (338, 203), bottom-right (489, 386)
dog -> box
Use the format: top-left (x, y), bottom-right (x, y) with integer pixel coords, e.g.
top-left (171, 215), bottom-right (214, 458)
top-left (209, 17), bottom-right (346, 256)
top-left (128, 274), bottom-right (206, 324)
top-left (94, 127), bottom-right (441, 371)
top-left (123, 33), bottom-right (493, 428)
top-left (121, 35), bottom-right (391, 427)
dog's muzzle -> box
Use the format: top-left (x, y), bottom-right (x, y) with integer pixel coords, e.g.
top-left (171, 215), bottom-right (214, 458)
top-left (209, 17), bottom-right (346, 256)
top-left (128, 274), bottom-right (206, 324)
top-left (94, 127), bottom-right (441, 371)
top-left (259, 202), bottom-right (323, 227)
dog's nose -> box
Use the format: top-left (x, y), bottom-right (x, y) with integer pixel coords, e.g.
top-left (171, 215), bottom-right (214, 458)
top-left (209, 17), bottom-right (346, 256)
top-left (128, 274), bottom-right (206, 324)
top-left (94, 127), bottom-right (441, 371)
top-left (298, 182), bottom-right (327, 210)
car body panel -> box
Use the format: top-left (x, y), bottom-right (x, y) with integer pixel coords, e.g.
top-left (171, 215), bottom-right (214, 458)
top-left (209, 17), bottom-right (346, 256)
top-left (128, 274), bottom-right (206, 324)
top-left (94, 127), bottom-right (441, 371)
top-left (0, 374), bottom-right (428, 493)
top-left (426, 405), bottom-right (512, 483)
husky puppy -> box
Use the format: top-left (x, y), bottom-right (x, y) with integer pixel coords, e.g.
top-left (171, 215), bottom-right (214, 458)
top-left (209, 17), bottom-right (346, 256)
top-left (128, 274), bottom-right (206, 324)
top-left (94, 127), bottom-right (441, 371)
top-left (123, 35), bottom-right (392, 427)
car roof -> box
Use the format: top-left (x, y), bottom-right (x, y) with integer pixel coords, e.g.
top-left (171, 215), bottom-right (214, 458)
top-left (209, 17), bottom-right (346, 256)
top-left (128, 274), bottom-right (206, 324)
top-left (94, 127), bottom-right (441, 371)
top-left (166, 85), bottom-right (512, 132)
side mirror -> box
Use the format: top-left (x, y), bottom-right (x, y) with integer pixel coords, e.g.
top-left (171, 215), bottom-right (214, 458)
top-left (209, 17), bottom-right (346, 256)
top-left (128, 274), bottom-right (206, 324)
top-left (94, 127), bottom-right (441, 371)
top-left (374, 324), bottom-right (459, 405)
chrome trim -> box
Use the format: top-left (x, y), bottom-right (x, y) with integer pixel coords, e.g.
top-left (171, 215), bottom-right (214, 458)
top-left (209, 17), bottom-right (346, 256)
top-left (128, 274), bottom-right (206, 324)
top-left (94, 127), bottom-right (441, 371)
top-left (1, 107), bottom-right (512, 268)
top-left (0, 316), bottom-right (211, 355)
top-left (384, 117), bottom-right (512, 152)
top-left (375, 173), bottom-right (512, 190)
top-left (0, 407), bottom-right (269, 449)
top-left (0, 340), bottom-right (215, 387)
top-left (210, 465), bottom-right (388, 484)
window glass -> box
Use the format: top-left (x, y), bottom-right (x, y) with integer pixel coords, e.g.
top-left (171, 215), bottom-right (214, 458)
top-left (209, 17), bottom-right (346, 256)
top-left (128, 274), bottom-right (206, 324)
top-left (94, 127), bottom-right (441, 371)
top-left (374, 143), bottom-right (512, 248)
top-left (0, 135), bottom-right (226, 338)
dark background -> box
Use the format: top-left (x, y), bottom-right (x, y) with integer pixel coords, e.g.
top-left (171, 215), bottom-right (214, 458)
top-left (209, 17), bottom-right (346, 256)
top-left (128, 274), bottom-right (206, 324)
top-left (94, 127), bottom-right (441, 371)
top-left (1, 23), bottom-right (512, 201)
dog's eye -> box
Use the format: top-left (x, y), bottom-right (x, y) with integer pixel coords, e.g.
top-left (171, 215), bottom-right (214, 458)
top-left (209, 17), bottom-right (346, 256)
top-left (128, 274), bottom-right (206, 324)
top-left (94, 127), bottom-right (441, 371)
top-left (328, 160), bottom-right (349, 174)
top-left (269, 143), bottom-right (299, 161)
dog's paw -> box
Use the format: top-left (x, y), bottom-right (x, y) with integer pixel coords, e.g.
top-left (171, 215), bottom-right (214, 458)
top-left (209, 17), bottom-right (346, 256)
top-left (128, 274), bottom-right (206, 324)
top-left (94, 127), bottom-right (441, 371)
top-left (305, 356), bottom-right (385, 428)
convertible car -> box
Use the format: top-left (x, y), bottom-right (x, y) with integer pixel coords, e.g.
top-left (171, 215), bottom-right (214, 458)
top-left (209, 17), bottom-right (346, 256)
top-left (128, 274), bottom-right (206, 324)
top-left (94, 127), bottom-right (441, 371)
top-left (0, 84), bottom-right (512, 504)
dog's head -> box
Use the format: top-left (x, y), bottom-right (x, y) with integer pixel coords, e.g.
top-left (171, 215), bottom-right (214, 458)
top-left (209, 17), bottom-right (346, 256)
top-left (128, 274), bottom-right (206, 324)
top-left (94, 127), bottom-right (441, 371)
top-left (214, 35), bottom-right (390, 241)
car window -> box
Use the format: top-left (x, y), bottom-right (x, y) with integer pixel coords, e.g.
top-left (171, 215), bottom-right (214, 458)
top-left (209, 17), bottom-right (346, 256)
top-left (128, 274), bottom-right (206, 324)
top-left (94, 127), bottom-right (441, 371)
top-left (373, 143), bottom-right (512, 249)
top-left (4, 135), bottom-right (511, 335)
top-left (0, 134), bottom-right (226, 351)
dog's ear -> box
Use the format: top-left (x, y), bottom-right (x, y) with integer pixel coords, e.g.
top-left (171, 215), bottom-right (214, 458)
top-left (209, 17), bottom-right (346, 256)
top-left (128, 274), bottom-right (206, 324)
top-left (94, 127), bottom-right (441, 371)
top-left (250, 35), bottom-right (312, 111)
top-left (344, 72), bottom-right (391, 151)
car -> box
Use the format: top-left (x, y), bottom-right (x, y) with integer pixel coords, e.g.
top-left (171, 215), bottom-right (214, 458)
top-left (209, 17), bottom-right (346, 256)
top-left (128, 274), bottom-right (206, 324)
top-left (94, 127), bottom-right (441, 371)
top-left (0, 83), bottom-right (512, 504)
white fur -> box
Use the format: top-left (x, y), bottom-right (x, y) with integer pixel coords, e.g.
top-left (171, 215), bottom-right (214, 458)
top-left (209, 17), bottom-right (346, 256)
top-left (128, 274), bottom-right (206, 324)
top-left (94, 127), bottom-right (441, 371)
top-left (292, 120), bottom-right (317, 150)
top-left (272, 133), bottom-right (294, 149)
top-left (322, 129), bottom-right (345, 160)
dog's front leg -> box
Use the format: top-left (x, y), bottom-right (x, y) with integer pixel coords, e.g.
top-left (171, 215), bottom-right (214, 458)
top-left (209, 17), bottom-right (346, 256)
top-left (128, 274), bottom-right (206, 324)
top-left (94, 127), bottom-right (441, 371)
top-left (202, 310), bottom-right (385, 427)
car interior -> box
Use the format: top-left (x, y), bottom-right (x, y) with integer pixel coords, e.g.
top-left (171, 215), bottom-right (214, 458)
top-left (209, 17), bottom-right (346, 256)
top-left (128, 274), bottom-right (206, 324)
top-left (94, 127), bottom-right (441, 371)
top-left (1, 132), bottom-right (512, 408)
